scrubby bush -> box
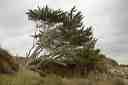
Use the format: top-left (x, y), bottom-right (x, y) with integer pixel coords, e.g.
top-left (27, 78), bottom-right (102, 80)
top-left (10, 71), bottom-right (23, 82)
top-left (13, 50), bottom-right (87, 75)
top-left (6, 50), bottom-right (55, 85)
top-left (0, 47), bottom-right (19, 73)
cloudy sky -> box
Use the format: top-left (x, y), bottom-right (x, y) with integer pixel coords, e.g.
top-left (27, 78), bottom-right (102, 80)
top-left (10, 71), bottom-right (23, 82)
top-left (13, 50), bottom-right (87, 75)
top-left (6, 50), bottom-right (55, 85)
top-left (0, 0), bottom-right (128, 64)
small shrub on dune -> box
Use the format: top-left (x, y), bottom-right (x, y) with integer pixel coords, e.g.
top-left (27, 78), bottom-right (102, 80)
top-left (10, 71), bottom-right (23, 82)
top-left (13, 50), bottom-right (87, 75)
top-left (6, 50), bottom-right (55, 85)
top-left (0, 47), bottom-right (19, 74)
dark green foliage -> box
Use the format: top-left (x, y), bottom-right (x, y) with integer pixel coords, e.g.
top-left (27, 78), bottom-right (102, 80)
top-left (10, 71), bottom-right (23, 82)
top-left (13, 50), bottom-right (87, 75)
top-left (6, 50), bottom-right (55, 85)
top-left (26, 5), bottom-right (102, 69)
top-left (27, 5), bottom-right (66, 24)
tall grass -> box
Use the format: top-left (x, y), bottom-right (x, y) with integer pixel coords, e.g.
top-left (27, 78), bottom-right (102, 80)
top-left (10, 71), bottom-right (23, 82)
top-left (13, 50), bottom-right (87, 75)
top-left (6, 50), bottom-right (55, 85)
top-left (0, 68), bottom-right (127, 85)
top-left (0, 69), bottom-right (63, 85)
top-left (0, 69), bottom-right (44, 85)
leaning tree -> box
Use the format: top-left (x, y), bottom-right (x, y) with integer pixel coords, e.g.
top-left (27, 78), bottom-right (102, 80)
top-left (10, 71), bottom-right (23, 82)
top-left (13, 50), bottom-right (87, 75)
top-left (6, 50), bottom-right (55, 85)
top-left (26, 6), bottom-right (101, 66)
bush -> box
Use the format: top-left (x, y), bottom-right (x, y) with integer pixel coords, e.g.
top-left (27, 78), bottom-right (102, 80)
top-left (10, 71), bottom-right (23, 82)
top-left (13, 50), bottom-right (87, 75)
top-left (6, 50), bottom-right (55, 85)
top-left (0, 47), bottom-right (19, 73)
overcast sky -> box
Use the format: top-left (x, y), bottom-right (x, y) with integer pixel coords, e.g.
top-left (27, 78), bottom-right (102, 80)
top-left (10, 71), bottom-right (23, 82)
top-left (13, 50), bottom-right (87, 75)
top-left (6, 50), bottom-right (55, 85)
top-left (0, 0), bottom-right (128, 64)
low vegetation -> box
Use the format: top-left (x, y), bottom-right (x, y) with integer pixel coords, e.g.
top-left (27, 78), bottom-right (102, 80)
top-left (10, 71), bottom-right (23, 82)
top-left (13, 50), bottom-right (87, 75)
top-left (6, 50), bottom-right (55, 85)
top-left (0, 47), bottom-right (19, 74)
top-left (0, 45), bottom-right (127, 85)
top-left (0, 68), bottom-right (43, 85)
top-left (0, 69), bottom-right (127, 85)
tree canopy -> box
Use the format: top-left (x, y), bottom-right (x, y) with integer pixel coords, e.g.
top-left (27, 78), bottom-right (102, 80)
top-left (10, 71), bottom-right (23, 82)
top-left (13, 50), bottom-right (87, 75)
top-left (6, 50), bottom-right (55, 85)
top-left (26, 6), bottom-right (101, 65)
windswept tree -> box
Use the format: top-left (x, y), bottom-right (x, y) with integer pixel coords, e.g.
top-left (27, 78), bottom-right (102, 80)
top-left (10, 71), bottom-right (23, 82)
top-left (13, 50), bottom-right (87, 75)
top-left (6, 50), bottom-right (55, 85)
top-left (26, 6), bottom-right (101, 66)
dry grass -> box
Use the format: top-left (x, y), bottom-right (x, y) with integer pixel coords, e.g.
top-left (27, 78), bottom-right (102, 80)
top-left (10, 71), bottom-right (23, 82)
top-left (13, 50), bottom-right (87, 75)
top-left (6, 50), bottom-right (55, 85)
top-left (0, 68), bottom-right (43, 85)
top-left (0, 67), bottom-right (127, 85)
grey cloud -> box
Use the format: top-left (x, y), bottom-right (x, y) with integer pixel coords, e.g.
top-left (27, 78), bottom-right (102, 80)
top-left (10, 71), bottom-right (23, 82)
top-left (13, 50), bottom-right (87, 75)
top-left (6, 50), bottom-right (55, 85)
top-left (0, 0), bottom-right (33, 55)
top-left (0, 0), bottom-right (32, 29)
top-left (2, 33), bottom-right (33, 56)
top-left (86, 0), bottom-right (128, 64)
